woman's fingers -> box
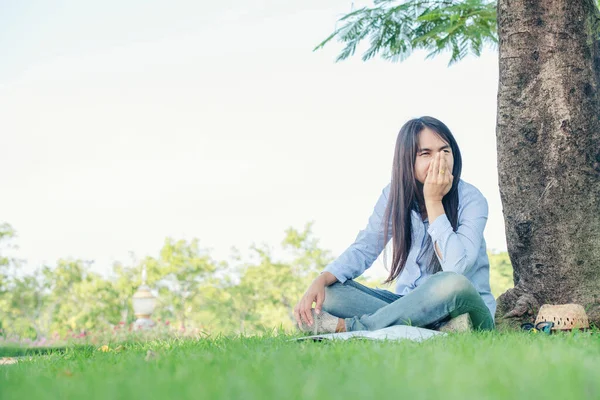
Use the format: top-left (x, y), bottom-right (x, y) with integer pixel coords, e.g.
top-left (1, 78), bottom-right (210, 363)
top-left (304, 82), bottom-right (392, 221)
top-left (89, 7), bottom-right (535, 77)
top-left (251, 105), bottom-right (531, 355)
top-left (441, 156), bottom-right (453, 194)
top-left (426, 156), bottom-right (433, 181)
top-left (442, 156), bottom-right (452, 184)
top-left (301, 298), bottom-right (314, 326)
top-left (431, 153), bottom-right (440, 183)
top-left (293, 302), bottom-right (304, 328)
top-left (438, 155), bottom-right (447, 183)
top-left (314, 291), bottom-right (325, 315)
top-left (294, 297), bottom-right (311, 327)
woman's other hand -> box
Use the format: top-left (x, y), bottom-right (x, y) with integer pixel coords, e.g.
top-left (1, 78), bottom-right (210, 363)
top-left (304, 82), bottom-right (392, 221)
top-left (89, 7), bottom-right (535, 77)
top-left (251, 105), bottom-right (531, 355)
top-left (293, 272), bottom-right (336, 328)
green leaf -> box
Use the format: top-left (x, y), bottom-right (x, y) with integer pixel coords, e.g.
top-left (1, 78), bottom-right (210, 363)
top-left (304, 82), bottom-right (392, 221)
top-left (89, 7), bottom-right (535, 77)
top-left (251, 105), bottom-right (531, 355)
top-left (315, 0), bottom-right (498, 66)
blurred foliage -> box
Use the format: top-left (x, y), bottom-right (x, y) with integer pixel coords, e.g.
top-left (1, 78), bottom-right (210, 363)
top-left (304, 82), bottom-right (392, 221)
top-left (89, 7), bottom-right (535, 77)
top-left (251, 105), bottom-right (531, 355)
top-left (0, 221), bottom-right (513, 339)
top-left (488, 250), bottom-right (514, 298)
top-left (0, 223), bottom-right (17, 293)
top-left (314, 0), bottom-right (498, 66)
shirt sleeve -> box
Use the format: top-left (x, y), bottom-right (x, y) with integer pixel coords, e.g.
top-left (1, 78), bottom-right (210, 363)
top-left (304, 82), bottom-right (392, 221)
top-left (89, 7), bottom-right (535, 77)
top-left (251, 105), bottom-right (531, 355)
top-left (323, 184), bottom-right (392, 283)
top-left (426, 189), bottom-right (488, 275)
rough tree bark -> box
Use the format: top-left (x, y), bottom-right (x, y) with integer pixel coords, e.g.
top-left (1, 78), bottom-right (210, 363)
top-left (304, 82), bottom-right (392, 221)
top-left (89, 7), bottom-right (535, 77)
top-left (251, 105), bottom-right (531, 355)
top-left (496, 0), bottom-right (600, 328)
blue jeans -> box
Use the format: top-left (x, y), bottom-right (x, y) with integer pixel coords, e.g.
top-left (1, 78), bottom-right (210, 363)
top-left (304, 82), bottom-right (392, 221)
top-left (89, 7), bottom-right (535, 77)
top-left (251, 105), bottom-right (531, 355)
top-left (322, 271), bottom-right (494, 331)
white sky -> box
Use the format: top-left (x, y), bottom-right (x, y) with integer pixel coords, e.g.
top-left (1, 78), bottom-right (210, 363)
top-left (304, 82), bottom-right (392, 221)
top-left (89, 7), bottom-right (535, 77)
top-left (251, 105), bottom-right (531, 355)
top-left (0, 0), bottom-right (505, 279)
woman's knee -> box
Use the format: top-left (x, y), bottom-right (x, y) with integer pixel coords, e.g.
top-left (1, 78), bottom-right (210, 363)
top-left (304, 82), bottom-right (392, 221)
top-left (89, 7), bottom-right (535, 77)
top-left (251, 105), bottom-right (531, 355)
top-left (430, 271), bottom-right (475, 300)
top-left (322, 282), bottom-right (347, 314)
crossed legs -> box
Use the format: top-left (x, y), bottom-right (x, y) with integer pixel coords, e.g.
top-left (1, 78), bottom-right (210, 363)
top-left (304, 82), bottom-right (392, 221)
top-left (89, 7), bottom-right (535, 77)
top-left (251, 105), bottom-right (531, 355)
top-left (322, 271), bottom-right (494, 332)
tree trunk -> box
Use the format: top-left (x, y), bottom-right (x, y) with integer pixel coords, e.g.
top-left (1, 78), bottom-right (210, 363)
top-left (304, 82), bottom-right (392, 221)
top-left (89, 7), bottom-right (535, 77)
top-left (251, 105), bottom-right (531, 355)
top-left (496, 0), bottom-right (600, 329)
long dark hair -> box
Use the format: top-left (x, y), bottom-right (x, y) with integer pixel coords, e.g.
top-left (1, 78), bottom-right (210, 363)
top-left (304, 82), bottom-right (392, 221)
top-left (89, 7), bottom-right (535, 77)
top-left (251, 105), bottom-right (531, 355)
top-left (382, 116), bottom-right (462, 284)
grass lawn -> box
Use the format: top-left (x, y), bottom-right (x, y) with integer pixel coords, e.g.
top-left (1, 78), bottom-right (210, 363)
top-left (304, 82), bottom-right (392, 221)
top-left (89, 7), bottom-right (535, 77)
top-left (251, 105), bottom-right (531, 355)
top-left (1, 331), bottom-right (599, 400)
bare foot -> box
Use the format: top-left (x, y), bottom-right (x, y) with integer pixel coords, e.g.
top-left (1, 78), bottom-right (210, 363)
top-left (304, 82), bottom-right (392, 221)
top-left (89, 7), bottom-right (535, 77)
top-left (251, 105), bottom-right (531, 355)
top-left (335, 318), bottom-right (346, 333)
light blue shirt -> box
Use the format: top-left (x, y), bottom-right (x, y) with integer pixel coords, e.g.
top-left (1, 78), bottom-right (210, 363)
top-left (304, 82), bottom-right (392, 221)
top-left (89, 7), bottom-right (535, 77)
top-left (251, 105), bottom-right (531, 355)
top-left (323, 179), bottom-right (496, 318)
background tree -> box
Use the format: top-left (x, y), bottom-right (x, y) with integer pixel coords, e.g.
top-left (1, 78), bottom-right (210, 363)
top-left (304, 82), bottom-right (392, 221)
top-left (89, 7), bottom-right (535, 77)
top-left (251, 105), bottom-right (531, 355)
top-left (314, 0), bottom-right (497, 65)
top-left (0, 223), bottom-right (18, 295)
top-left (206, 223), bottom-right (334, 334)
top-left (315, 0), bottom-right (600, 328)
top-left (0, 223), bottom-right (22, 335)
top-left (145, 238), bottom-right (220, 330)
top-left (2, 270), bottom-right (52, 338)
top-left (43, 259), bottom-right (122, 335)
top-left (109, 260), bottom-right (141, 325)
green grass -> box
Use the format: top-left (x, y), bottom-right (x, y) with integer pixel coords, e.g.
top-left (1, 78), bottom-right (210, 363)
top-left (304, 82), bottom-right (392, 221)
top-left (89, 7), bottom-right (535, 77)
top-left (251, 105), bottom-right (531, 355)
top-left (1, 331), bottom-right (600, 400)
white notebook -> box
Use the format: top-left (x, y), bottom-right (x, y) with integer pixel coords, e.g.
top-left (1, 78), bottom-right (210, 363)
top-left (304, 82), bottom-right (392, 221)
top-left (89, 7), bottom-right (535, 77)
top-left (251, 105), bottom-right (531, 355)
top-left (296, 325), bottom-right (446, 342)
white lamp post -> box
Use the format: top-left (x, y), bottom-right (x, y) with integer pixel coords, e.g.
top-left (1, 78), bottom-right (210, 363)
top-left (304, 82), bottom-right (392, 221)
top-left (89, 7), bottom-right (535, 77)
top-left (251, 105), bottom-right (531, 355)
top-left (132, 265), bottom-right (156, 329)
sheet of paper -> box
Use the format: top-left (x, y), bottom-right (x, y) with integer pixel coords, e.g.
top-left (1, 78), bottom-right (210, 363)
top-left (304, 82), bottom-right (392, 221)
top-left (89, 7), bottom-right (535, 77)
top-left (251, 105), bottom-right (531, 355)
top-left (296, 325), bottom-right (446, 342)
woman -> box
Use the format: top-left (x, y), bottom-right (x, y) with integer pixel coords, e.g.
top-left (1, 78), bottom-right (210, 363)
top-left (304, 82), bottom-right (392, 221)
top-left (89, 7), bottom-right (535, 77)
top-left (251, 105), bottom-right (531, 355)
top-left (293, 116), bottom-right (496, 334)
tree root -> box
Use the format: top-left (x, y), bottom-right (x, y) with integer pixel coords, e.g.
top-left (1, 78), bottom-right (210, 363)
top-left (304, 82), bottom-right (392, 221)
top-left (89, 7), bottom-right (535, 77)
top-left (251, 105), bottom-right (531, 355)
top-left (495, 287), bottom-right (540, 330)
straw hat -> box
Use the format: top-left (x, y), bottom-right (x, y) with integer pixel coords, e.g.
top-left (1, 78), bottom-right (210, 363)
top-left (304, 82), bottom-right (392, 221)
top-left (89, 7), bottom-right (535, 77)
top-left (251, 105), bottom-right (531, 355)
top-left (534, 304), bottom-right (589, 331)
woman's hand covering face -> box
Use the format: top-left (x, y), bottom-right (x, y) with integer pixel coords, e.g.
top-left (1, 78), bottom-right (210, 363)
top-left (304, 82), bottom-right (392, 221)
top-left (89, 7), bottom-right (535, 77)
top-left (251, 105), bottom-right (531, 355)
top-left (423, 152), bottom-right (453, 203)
